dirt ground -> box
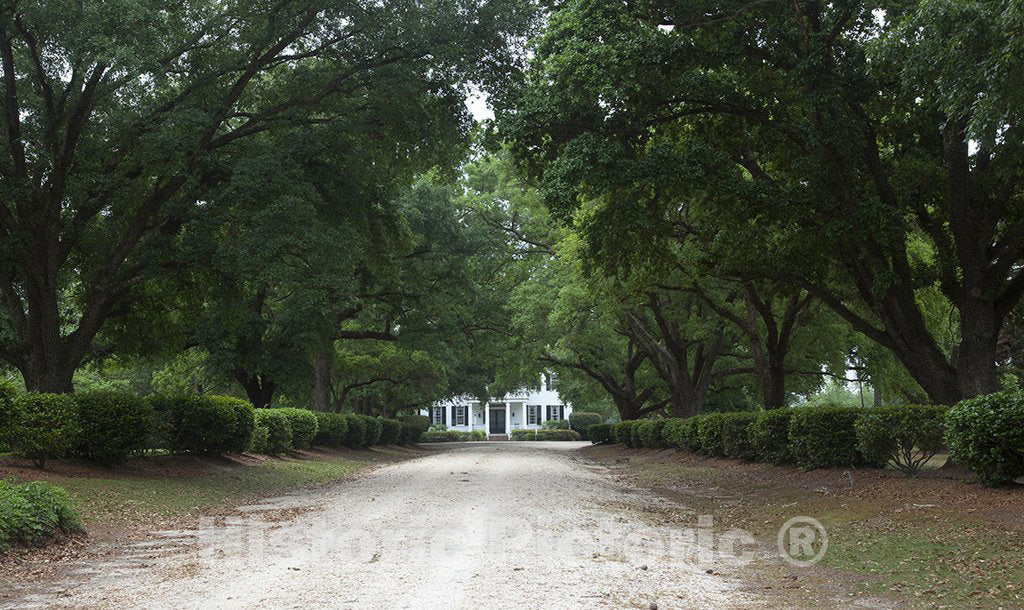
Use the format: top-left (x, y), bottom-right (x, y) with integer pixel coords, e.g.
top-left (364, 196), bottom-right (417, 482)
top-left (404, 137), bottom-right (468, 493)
top-left (4, 442), bottom-right (769, 609)
top-left (577, 444), bottom-right (1024, 609)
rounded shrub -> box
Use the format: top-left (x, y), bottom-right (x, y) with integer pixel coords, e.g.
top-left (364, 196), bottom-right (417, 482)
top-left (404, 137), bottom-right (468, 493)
top-left (720, 412), bottom-right (758, 460)
top-left (587, 423), bottom-right (615, 444)
top-left (313, 412), bottom-right (349, 447)
top-left (856, 405), bottom-right (948, 476)
top-left (543, 419), bottom-right (570, 430)
top-left (253, 409), bottom-right (292, 453)
top-left (636, 419), bottom-right (670, 448)
top-left (207, 396), bottom-right (256, 453)
top-left (358, 414), bottom-right (383, 447)
top-left (748, 409), bottom-right (797, 464)
top-left (0, 479), bottom-right (83, 550)
top-left (398, 415), bottom-right (430, 443)
top-left (946, 392), bottom-right (1024, 486)
top-left (614, 420), bottom-right (642, 447)
top-left (378, 419), bottom-right (402, 445)
top-left (342, 414), bottom-right (367, 448)
top-left (789, 406), bottom-right (878, 470)
top-left (663, 417), bottom-right (701, 452)
top-left (249, 424), bottom-right (270, 454)
top-left (162, 394), bottom-right (238, 454)
top-left (74, 390), bottom-right (155, 464)
top-left (511, 429), bottom-right (581, 441)
top-left (568, 411), bottom-right (603, 440)
top-left (696, 412), bottom-right (730, 457)
top-left (0, 382), bottom-right (19, 452)
top-left (10, 393), bottom-right (80, 467)
top-left (276, 408), bottom-right (318, 449)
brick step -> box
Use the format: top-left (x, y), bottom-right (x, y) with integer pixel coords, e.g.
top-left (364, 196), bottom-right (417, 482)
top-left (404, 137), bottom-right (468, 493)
top-left (487, 435), bottom-right (509, 441)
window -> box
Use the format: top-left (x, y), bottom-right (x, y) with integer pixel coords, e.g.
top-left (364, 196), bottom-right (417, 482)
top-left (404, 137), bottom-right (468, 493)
top-left (527, 405), bottom-right (539, 425)
top-left (432, 406), bottom-right (444, 426)
top-left (544, 372), bottom-right (558, 391)
top-left (546, 405), bottom-right (564, 421)
top-left (455, 405), bottom-right (466, 426)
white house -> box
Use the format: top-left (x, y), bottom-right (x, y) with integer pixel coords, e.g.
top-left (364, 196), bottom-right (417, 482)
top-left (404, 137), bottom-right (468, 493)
top-left (424, 373), bottom-right (572, 439)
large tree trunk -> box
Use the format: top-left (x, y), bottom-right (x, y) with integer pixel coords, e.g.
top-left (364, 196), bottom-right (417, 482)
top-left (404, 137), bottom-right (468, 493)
top-left (236, 371), bottom-right (276, 408)
top-left (313, 343), bottom-right (333, 411)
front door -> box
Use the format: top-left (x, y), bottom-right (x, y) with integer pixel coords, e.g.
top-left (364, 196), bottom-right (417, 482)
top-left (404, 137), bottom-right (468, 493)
top-left (489, 409), bottom-right (505, 434)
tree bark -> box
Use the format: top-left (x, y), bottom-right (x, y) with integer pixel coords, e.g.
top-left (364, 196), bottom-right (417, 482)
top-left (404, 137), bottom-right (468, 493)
top-left (313, 343), bottom-right (334, 411)
top-left (236, 371), bottom-right (276, 408)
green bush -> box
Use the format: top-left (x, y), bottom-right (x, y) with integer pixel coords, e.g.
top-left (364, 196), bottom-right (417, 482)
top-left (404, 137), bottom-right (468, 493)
top-left (378, 419), bottom-right (402, 444)
top-left (855, 405), bottom-right (948, 476)
top-left (275, 408), bottom-right (318, 449)
top-left (160, 394), bottom-right (239, 454)
top-left (946, 392), bottom-right (1024, 485)
top-left (313, 412), bottom-right (349, 447)
top-left (542, 419), bottom-right (570, 430)
top-left (662, 417), bottom-right (701, 451)
top-left (587, 423), bottom-right (615, 444)
top-left (789, 406), bottom-right (878, 470)
top-left (614, 420), bottom-right (643, 447)
top-left (0, 479), bottom-right (83, 551)
top-left (568, 411), bottom-right (603, 440)
top-left (398, 415), bottom-right (430, 443)
top-left (209, 396), bottom-right (256, 453)
top-left (249, 425), bottom-right (270, 454)
top-left (510, 429), bottom-right (581, 441)
top-left (253, 409), bottom-right (292, 454)
top-left (342, 414), bottom-right (366, 448)
top-left (0, 382), bottom-right (16, 452)
top-left (748, 409), bottom-right (796, 464)
top-left (421, 430), bottom-right (486, 442)
top-left (357, 414), bottom-right (383, 447)
top-left (74, 390), bottom-right (155, 464)
top-left (720, 412), bottom-right (758, 460)
top-left (636, 419), bottom-right (670, 448)
top-left (696, 413), bottom-right (730, 457)
top-left (9, 393), bottom-right (80, 467)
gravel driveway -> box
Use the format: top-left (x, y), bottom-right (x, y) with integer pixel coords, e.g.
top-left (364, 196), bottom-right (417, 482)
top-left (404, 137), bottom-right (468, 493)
top-left (13, 442), bottom-right (753, 609)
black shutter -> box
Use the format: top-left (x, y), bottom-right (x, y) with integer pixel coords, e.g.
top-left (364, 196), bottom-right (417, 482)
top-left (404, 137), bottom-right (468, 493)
top-left (559, 405), bottom-right (564, 420)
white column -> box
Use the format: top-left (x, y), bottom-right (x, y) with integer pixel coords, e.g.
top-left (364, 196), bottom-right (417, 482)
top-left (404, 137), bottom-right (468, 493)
top-left (467, 403), bottom-right (473, 431)
top-left (504, 401), bottom-right (510, 435)
top-left (446, 403), bottom-right (451, 428)
top-left (484, 405), bottom-right (490, 438)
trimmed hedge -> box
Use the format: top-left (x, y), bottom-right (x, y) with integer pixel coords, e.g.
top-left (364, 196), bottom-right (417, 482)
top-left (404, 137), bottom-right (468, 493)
top-left (357, 414), bottom-right (383, 447)
top-left (696, 412), bottom-right (730, 457)
top-left (342, 414), bottom-right (367, 448)
top-left (946, 392), bottom-right (1024, 486)
top-left (614, 420), bottom-right (643, 447)
top-left (421, 430), bottom-right (485, 442)
top-left (0, 479), bottom-right (83, 551)
top-left (636, 419), bottom-right (670, 448)
top-left (568, 411), bottom-right (603, 440)
top-left (211, 396), bottom-right (256, 453)
top-left (160, 394), bottom-right (245, 455)
top-left (720, 413), bottom-right (758, 460)
top-left (74, 390), bottom-right (155, 465)
top-left (510, 429), bottom-right (581, 441)
top-left (9, 393), bottom-right (79, 467)
top-left (398, 415), bottom-right (430, 443)
top-left (313, 412), bottom-right (349, 447)
top-left (789, 406), bottom-right (878, 470)
top-left (543, 419), bottom-right (570, 430)
top-left (587, 423), bottom-right (615, 444)
top-left (0, 382), bottom-right (16, 452)
top-left (276, 408), bottom-right (318, 449)
top-left (856, 405), bottom-right (948, 476)
top-left (378, 419), bottom-right (402, 445)
top-left (749, 409), bottom-right (796, 464)
top-left (253, 409), bottom-right (292, 454)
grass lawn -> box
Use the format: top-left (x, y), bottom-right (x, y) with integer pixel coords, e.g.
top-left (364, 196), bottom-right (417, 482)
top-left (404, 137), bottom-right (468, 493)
top-left (580, 444), bottom-right (1024, 608)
